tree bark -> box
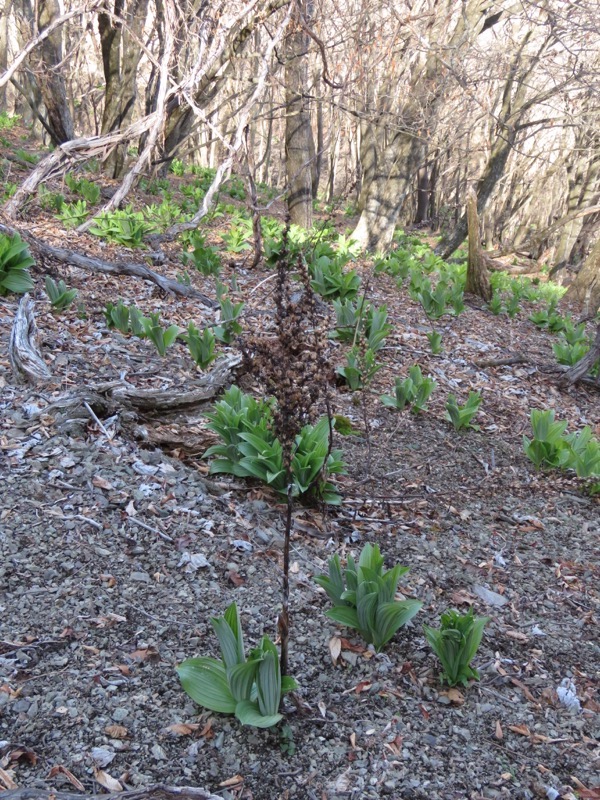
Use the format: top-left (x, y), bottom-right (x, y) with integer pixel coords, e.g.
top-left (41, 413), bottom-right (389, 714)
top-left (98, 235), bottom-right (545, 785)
top-left (564, 236), bottom-right (600, 316)
top-left (465, 187), bottom-right (492, 300)
top-left (9, 295), bottom-right (52, 384)
top-left (284, 1), bottom-right (314, 228)
top-left (98, 0), bottom-right (149, 178)
top-left (0, 0), bottom-right (12, 108)
top-left (35, 0), bottom-right (74, 144)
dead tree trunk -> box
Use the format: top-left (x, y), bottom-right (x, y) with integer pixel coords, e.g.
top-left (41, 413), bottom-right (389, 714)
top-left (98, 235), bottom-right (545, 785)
top-left (564, 235), bottom-right (600, 317)
top-left (465, 187), bottom-right (492, 301)
top-left (9, 295), bottom-right (52, 384)
top-left (560, 324), bottom-right (600, 386)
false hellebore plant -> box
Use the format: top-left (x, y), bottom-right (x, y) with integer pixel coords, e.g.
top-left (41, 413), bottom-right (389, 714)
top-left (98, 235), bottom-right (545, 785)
top-left (177, 603), bottom-right (297, 728)
top-left (423, 607), bottom-right (489, 687)
top-left (315, 543), bottom-right (422, 652)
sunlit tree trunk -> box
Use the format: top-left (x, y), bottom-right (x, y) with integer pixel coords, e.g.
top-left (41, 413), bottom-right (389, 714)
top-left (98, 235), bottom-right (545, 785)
top-left (284, 0), bottom-right (314, 228)
top-left (565, 236), bottom-right (600, 316)
top-left (0, 0), bottom-right (12, 109)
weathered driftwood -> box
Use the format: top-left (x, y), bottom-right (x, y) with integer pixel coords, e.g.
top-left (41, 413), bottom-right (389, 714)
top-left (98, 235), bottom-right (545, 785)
top-left (0, 785), bottom-right (222, 800)
top-left (0, 221), bottom-right (215, 306)
top-left (8, 295), bottom-right (52, 384)
top-left (111, 354), bottom-right (242, 411)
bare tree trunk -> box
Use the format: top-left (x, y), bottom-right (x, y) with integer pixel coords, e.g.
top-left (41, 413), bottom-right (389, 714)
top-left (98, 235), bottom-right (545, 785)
top-left (285, 0), bottom-right (314, 228)
top-left (0, 0), bottom-right (12, 108)
top-left (465, 187), bottom-right (492, 301)
top-left (98, 0), bottom-right (148, 178)
top-left (564, 236), bottom-right (600, 316)
top-left (35, 0), bottom-right (74, 143)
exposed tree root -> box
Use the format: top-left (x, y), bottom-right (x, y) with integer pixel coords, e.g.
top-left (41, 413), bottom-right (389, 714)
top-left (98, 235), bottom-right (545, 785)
top-left (0, 785), bottom-right (222, 800)
top-left (8, 295), bottom-right (52, 384)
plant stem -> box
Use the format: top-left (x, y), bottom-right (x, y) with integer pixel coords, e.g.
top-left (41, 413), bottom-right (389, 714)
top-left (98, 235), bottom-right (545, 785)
top-left (279, 478), bottom-right (293, 682)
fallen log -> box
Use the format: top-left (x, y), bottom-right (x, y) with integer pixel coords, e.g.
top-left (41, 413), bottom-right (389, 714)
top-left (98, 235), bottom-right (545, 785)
top-left (0, 785), bottom-right (221, 800)
top-left (0, 220), bottom-right (216, 306)
top-left (8, 295), bottom-right (52, 384)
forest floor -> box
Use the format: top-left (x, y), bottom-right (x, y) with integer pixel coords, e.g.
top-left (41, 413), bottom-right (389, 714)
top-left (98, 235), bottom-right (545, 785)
top-left (0, 130), bottom-right (599, 800)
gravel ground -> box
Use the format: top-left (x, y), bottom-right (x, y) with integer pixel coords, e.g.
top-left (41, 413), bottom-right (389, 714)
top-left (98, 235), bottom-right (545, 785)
top-left (1, 249), bottom-right (599, 800)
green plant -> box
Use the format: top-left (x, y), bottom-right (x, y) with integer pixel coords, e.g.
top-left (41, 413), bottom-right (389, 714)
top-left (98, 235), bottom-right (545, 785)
top-left (14, 147), bottom-right (39, 164)
top-left (184, 322), bottom-right (216, 369)
top-left (141, 312), bottom-right (182, 356)
top-left (380, 365), bottom-right (437, 413)
top-left (144, 177), bottom-right (171, 195)
top-left (310, 259), bottom-right (361, 300)
top-left (143, 200), bottom-right (182, 231)
top-left (45, 276), bottom-right (77, 310)
top-left (214, 293), bottom-right (244, 344)
top-left (337, 346), bottom-right (382, 390)
top-left (365, 305), bottom-right (391, 352)
top-left (523, 409), bottom-right (569, 469)
top-left (315, 543), bottom-right (422, 652)
top-left (552, 337), bottom-right (589, 366)
top-left (177, 602), bottom-right (297, 728)
top-left (39, 186), bottom-right (65, 212)
top-left (561, 427), bottom-right (600, 478)
top-left (182, 232), bottom-right (222, 276)
top-left (89, 207), bottom-right (155, 247)
top-left (57, 200), bottom-right (88, 228)
top-left (0, 232), bottom-right (35, 296)
top-left (426, 330), bottom-right (443, 354)
top-left (65, 173), bottom-right (100, 204)
top-left (445, 391), bottom-right (482, 431)
top-left (203, 387), bottom-right (345, 504)
top-left (423, 608), bottom-right (489, 686)
top-left (2, 182), bottom-right (17, 200)
top-left (104, 300), bottom-right (145, 335)
top-left (332, 297), bottom-right (369, 342)
top-left (411, 278), bottom-right (452, 320)
top-left (0, 111), bottom-right (20, 130)
top-left (170, 158), bottom-right (185, 176)
top-left (487, 293), bottom-right (504, 315)
top-left (222, 221), bottom-right (252, 253)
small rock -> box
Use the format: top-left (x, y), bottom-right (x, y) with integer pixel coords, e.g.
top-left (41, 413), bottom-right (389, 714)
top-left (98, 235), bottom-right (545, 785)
top-left (473, 585), bottom-right (508, 607)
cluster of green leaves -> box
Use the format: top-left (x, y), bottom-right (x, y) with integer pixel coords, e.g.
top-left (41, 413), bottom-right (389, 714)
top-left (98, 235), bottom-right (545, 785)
top-left (445, 391), bottom-right (482, 431)
top-left (0, 111), bottom-right (20, 130)
top-left (90, 207), bottom-right (155, 247)
top-left (0, 232), bottom-right (35, 296)
top-left (214, 287), bottom-right (244, 344)
top-left (64, 172), bottom-right (100, 204)
top-left (39, 185), bottom-right (65, 213)
top-left (13, 147), bottom-right (39, 165)
top-left (374, 249), bottom-right (416, 282)
top-left (423, 608), bottom-right (489, 686)
top-left (337, 346), bottom-right (382, 391)
top-left (203, 386), bottom-right (345, 504)
top-left (380, 365), bottom-right (437, 413)
top-left (182, 322), bottom-right (216, 369)
top-left (57, 200), bottom-right (89, 228)
top-left (523, 409), bottom-right (600, 478)
top-left (104, 300), bottom-right (146, 335)
top-left (143, 200), bottom-right (183, 232)
top-left (141, 312), bottom-right (183, 356)
top-left (45, 276), bottom-right (77, 310)
top-left (177, 602), bottom-right (297, 729)
top-left (332, 299), bottom-right (391, 352)
top-left (315, 543), bottom-right (422, 652)
top-left (141, 177), bottom-right (171, 195)
top-left (222, 219), bottom-right (253, 253)
top-left (426, 330), bottom-right (443, 354)
top-left (223, 176), bottom-right (246, 200)
top-left (182, 231), bottom-right (222, 276)
top-left (409, 275), bottom-right (464, 319)
top-left (170, 158), bottom-right (186, 176)
top-left (310, 257), bottom-right (361, 301)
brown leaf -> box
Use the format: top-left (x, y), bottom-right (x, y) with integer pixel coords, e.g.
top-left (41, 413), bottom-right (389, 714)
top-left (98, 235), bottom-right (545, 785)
top-left (510, 677), bottom-right (539, 705)
top-left (329, 636), bottom-right (342, 664)
top-left (227, 570), bottom-right (244, 587)
top-left (93, 476), bottom-right (113, 490)
top-left (0, 767), bottom-right (17, 790)
top-left (104, 725), bottom-right (128, 739)
top-left (129, 646), bottom-right (160, 662)
top-left (48, 765), bottom-right (85, 791)
top-left (506, 629), bottom-right (529, 642)
top-left (93, 767), bottom-right (123, 792)
top-left (165, 723), bottom-right (200, 736)
top-left (8, 746), bottom-right (37, 765)
top-left (442, 688), bottom-right (465, 705)
top-left (451, 590), bottom-right (474, 606)
top-left (354, 681), bottom-right (372, 694)
top-left (219, 775), bottom-right (243, 788)
top-left (508, 723), bottom-right (531, 737)
top-left (494, 720), bottom-right (503, 740)
top-left (340, 637), bottom-right (366, 653)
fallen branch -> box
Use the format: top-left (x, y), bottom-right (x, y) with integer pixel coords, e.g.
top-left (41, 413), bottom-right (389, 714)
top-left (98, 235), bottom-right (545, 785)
top-left (8, 295), bottom-right (52, 384)
top-left (558, 324), bottom-right (600, 387)
top-left (0, 220), bottom-right (215, 305)
top-left (0, 785), bottom-right (221, 800)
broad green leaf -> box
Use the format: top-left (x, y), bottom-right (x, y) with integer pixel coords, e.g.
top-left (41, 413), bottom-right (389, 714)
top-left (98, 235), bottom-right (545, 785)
top-left (256, 650), bottom-right (281, 717)
top-left (234, 699), bottom-right (282, 728)
top-left (227, 660), bottom-right (258, 702)
top-left (326, 605), bottom-right (360, 630)
top-left (374, 600), bottom-right (422, 651)
top-left (177, 657), bottom-right (236, 713)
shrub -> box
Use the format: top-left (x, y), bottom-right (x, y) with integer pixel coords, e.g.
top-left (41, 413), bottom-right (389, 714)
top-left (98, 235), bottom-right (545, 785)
top-left (523, 409), bottom-right (568, 469)
top-left (45, 276), bottom-right (77, 310)
top-left (184, 322), bottom-right (216, 369)
top-left (310, 258), bottom-right (361, 300)
top-left (177, 602), bottom-right (297, 728)
top-left (0, 232), bottom-right (35, 296)
top-left (315, 543), bottom-right (422, 652)
top-left (423, 608), bottom-right (489, 686)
